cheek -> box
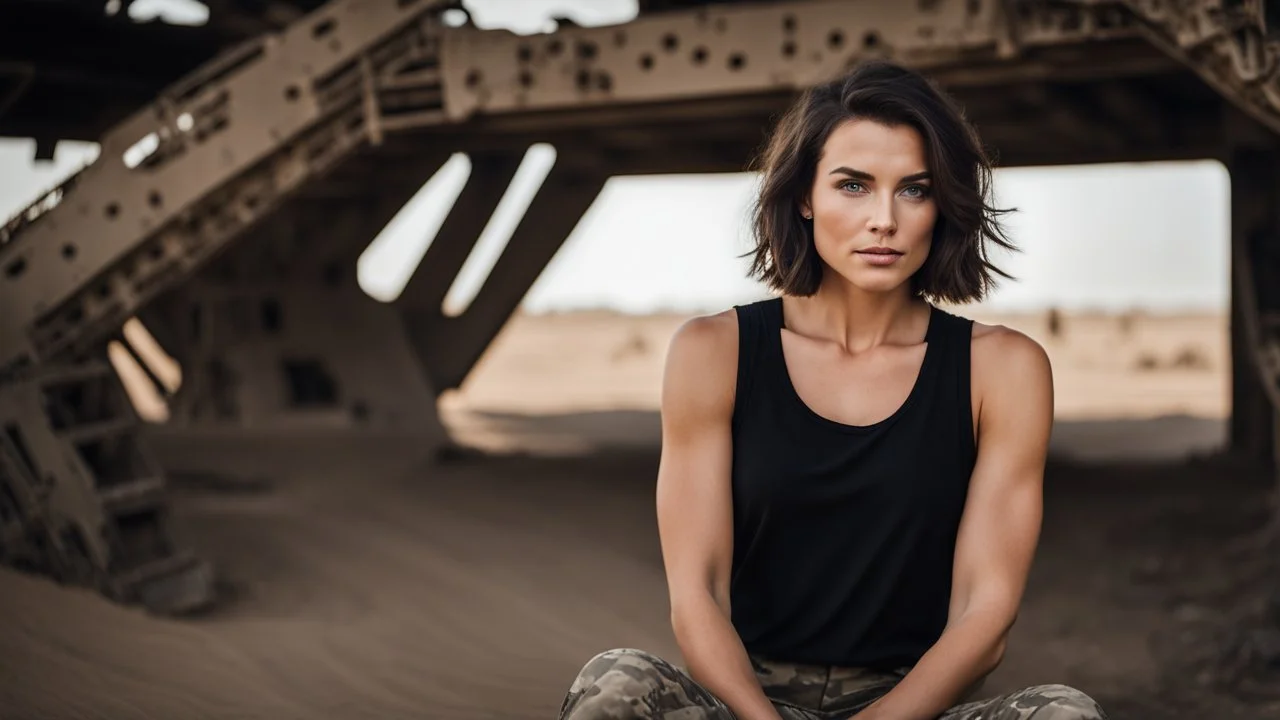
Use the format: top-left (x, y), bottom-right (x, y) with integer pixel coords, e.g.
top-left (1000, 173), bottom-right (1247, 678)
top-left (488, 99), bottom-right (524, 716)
top-left (810, 205), bottom-right (850, 243)
top-left (907, 202), bottom-right (938, 235)
top-left (903, 205), bottom-right (936, 267)
top-left (813, 202), bottom-right (868, 248)
top-left (903, 206), bottom-right (938, 257)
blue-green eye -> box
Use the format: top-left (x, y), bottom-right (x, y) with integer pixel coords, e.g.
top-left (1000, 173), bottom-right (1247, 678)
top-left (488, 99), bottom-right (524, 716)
top-left (901, 184), bottom-right (930, 198)
top-left (839, 180), bottom-right (864, 193)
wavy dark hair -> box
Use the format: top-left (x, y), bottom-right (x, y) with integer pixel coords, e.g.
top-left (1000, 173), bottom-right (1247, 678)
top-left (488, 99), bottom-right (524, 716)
top-left (747, 60), bottom-right (1014, 304)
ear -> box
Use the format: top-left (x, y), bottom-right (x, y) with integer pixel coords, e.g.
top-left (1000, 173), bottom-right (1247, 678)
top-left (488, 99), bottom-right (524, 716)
top-left (799, 197), bottom-right (812, 220)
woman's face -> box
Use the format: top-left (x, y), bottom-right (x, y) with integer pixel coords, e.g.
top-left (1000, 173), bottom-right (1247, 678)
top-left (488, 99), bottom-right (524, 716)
top-left (802, 119), bottom-right (937, 296)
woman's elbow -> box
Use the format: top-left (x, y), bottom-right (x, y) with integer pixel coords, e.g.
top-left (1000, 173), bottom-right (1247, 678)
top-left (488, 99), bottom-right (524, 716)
top-left (985, 635), bottom-right (1008, 673)
top-left (669, 588), bottom-right (728, 635)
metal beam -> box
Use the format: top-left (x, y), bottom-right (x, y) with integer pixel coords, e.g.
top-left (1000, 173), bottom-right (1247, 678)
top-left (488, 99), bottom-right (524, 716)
top-left (397, 150), bottom-right (524, 313)
top-left (440, 0), bottom-right (1008, 120)
top-left (0, 0), bottom-right (447, 374)
top-left (407, 160), bottom-right (607, 391)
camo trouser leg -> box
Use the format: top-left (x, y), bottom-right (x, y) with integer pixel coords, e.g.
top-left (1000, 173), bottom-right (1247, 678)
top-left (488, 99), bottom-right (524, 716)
top-left (556, 648), bottom-right (896, 719)
top-left (558, 648), bottom-right (799, 719)
top-left (938, 683), bottom-right (1108, 720)
top-left (557, 647), bottom-right (1107, 720)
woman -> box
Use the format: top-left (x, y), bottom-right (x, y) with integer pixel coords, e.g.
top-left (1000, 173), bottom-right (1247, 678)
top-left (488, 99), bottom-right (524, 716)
top-left (556, 61), bottom-right (1108, 720)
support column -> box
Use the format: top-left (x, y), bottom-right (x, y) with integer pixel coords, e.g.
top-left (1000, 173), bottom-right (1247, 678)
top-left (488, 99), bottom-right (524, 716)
top-left (1226, 138), bottom-right (1280, 660)
top-left (402, 159), bottom-right (608, 393)
top-left (1227, 147), bottom-right (1279, 469)
top-left (397, 151), bottom-right (524, 313)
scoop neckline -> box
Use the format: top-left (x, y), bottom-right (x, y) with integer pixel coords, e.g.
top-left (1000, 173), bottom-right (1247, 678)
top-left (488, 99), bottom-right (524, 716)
top-left (770, 297), bottom-right (939, 434)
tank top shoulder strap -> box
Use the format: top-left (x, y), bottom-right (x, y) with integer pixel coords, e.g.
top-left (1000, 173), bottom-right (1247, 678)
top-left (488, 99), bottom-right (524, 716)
top-left (926, 305), bottom-right (976, 447)
top-left (730, 297), bottom-right (782, 427)
top-left (929, 305), bottom-right (974, 363)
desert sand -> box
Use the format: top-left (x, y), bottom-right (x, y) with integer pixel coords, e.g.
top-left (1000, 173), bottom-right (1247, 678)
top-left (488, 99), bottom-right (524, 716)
top-left (443, 308), bottom-right (1230, 460)
top-left (2, 308), bottom-right (1276, 720)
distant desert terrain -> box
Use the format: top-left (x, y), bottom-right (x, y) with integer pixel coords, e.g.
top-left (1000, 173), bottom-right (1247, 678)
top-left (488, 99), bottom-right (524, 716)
top-left (444, 308), bottom-right (1230, 460)
top-left (4, 307), bottom-right (1274, 720)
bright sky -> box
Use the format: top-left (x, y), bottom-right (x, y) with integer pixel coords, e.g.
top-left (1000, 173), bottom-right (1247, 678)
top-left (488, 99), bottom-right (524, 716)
top-left (0, 0), bottom-right (1231, 315)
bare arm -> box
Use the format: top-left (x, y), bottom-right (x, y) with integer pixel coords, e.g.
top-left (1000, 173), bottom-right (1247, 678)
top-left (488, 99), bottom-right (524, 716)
top-left (853, 328), bottom-right (1053, 720)
top-left (656, 312), bottom-right (783, 720)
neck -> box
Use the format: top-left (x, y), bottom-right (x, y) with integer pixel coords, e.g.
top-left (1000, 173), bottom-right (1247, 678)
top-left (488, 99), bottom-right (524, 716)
top-left (782, 276), bottom-right (927, 354)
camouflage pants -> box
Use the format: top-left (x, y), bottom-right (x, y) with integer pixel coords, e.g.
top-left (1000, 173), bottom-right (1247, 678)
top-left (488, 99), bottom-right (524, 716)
top-left (557, 648), bottom-right (1107, 720)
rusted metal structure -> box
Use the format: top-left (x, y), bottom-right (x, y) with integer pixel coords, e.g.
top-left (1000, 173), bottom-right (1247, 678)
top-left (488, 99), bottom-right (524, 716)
top-left (0, 0), bottom-right (1277, 613)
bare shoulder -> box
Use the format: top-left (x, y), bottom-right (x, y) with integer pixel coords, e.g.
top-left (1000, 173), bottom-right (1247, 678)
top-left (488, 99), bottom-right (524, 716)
top-left (971, 321), bottom-right (1050, 372)
top-left (666, 309), bottom-right (738, 372)
top-left (669, 308), bottom-right (738, 354)
top-left (662, 309), bottom-right (740, 422)
top-left (969, 320), bottom-right (1053, 406)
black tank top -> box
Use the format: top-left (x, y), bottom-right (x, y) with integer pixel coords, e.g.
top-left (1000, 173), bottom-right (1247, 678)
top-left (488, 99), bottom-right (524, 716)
top-left (729, 296), bottom-right (976, 670)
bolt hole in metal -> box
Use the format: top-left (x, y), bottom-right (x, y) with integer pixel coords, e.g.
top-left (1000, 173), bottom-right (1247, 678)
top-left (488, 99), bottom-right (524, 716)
top-left (728, 52), bottom-right (746, 71)
top-left (662, 33), bottom-right (679, 52)
top-left (62, 244), bottom-right (76, 260)
top-left (692, 46), bottom-right (708, 65)
top-left (640, 53), bottom-right (655, 70)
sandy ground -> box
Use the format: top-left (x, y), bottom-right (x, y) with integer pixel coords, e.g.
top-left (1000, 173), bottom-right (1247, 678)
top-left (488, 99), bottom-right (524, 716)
top-left (2, 309), bottom-right (1278, 719)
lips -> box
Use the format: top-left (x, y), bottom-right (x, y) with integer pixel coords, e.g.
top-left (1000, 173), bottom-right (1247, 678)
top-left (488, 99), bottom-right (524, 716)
top-left (855, 247), bottom-right (904, 267)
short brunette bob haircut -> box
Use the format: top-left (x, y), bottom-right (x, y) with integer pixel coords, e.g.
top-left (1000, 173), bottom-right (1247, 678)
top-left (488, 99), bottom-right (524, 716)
top-left (748, 61), bottom-right (1014, 304)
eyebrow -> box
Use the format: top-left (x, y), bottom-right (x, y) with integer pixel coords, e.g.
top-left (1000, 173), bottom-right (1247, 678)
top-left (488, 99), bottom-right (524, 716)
top-left (828, 167), bottom-right (931, 183)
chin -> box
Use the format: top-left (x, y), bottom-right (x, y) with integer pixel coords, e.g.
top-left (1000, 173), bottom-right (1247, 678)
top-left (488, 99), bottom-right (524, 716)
top-left (855, 280), bottom-right (909, 295)
top-left (842, 268), bottom-right (912, 295)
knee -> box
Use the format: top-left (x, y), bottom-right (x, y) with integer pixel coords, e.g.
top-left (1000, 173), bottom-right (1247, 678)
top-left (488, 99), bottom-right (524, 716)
top-left (571, 648), bottom-right (665, 689)
top-left (1026, 684), bottom-right (1106, 719)
top-left (560, 648), bottom-right (668, 719)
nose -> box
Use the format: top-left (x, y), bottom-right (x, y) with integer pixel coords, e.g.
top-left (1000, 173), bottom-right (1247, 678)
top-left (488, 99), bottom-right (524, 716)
top-left (868, 195), bottom-right (897, 236)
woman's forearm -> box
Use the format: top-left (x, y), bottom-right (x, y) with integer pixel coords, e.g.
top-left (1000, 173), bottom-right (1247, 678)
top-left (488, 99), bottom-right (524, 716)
top-left (671, 593), bottom-right (784, 720)
top-left (852, 608), bottom-right (1007, 720)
